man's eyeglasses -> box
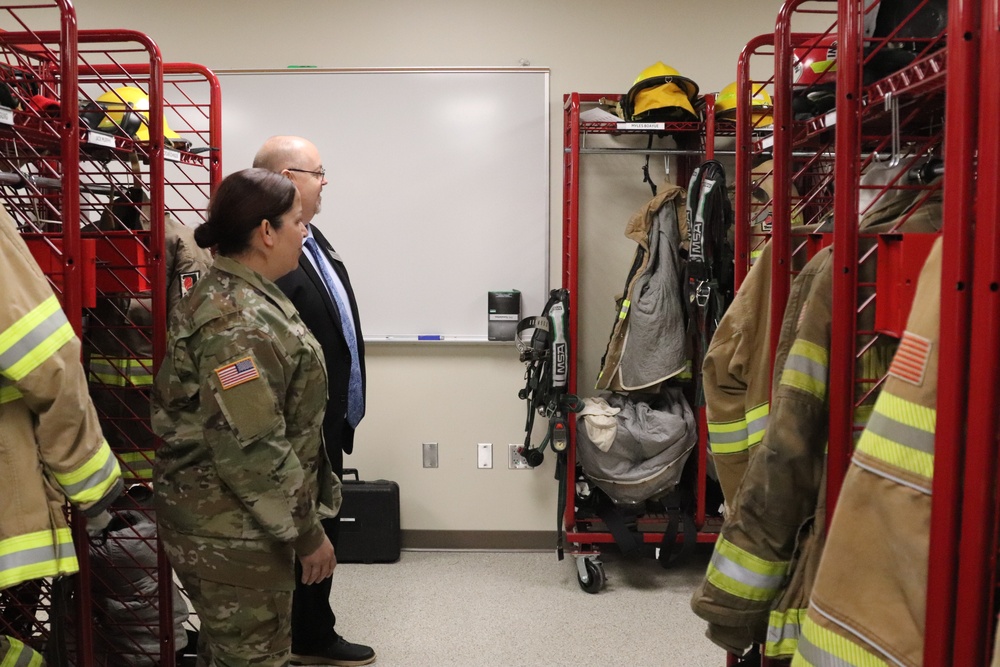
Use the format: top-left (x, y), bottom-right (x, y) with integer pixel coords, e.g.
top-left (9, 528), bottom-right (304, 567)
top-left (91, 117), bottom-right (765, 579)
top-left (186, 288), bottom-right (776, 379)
top-left (287, 167), bottom-right (326, 179)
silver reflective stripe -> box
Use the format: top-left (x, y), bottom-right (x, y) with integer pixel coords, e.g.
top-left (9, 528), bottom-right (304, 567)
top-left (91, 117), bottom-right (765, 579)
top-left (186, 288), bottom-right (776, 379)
top-left (863, 409), bottom-right (935, 455)
top-left (710, 428), bottom-right (748, 445)
top-left (795, 635), bottom-right (855, 667)
top-left (710, 550), bottom-right (786, 592)
top-left (767, 617), bottom-right (802, 645)
top-left (60, 451), bottom-right (120, 498)
top-left (748, 413), bottom-right (769, 435)
top-left (852, 458), bottom-right (932, 495)
top-left (0, 306), bottom-right (68, 373)
top-left (0, 537), bottom-right (74, 573)
top-left (783, 354), bottom-right (828, 386)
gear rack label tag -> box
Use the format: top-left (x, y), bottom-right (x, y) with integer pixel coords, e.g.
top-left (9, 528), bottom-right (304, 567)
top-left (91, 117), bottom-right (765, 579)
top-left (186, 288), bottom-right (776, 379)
top-left (86, 131), bottom-right (116, 148)
top-left (617, 122), bottom-right (665, 131)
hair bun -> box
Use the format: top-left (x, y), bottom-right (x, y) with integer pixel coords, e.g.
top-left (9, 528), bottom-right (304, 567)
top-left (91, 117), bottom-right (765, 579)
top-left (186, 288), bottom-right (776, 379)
top-left (193, 222), bottom-right (218, 249)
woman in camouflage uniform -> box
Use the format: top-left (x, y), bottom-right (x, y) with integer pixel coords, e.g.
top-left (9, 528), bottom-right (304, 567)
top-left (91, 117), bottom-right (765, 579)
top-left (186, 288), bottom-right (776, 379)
top-left (151, 168), bottom-right (339, 666)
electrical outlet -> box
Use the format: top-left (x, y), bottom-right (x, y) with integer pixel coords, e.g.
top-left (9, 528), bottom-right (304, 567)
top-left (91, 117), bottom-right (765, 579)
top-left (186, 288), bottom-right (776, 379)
top-left (422, 442), bottom-right (439, 468)
top-left (478, 443), bottom-right (493, 469)
top-left (509, 444), bottom-right (530, 469)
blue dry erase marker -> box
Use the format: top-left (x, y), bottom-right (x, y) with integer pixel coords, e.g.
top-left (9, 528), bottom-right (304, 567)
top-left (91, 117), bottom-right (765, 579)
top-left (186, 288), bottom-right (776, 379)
top-left (418, 335), bottom-right (443, 341)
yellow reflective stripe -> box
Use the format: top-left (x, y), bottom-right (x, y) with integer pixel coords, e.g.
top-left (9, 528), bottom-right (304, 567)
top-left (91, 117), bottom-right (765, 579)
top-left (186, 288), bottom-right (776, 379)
top-left (767, 607), bottom-right (806, 658)
top-left (747, 402), bottom-right (769, 446)
top-left (706, 537), bottom-right (788, 602)
top-left (781, 339), bottom-right (828, 399)
top-left (618, 299), bottom-right (630, 319)
top-left (51, 440), bottom-right (122, 504)
top-left (0, 527), bottom-right (78, 590)
top-left (0, 295), bottom-right (74, 381)
top-left (117, 450), bottom-right (155, 479)
top-left (0, 636), bottom-right (44, 667)
top-left (708, 417), bottom-right (749, 455)
top-left (794, 611), bottom-right (889, 667)
top-left (0, 378), bottom-right (22, 404)
top-left (855, 391), bottom-right (935, 479)
top-left (709, 403), bottom-right (770, 455)
top-left (88, 357), bottom-right (154, 387)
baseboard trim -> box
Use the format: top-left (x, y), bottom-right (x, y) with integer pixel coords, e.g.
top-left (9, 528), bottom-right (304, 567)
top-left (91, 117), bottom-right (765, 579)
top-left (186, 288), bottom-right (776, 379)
top-left (401, 530), bottom-right (557, 551)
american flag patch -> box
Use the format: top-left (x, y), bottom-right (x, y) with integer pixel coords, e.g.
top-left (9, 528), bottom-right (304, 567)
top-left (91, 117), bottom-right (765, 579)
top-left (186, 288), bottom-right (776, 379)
top-left (888, 331), bottom-right (932, 386)
top-left (215, 356), bottom-right (260, 390)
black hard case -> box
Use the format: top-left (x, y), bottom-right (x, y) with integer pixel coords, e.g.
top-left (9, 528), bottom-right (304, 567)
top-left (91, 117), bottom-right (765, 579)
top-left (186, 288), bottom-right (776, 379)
top-left (337, 468), bottom-right (401, 563)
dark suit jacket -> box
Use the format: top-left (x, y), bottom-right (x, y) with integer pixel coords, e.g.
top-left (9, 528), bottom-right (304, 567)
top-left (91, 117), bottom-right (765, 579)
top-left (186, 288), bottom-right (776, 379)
top-left (276, 226), bottom-right (365, 461)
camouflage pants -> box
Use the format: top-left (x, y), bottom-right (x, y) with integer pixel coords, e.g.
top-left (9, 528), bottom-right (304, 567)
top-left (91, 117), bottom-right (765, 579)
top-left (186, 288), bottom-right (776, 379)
top-left (174, 572), bottom-right (292, 667)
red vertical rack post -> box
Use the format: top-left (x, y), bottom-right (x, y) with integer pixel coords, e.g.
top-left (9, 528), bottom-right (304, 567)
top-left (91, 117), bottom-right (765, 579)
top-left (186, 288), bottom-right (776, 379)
top-left (826, 0), bottom-right (864, 520)
top-left (923, 0), bottom-right (981, 662)
top-left (948, 0), bottom-right (999, 660)
top-left (561, 92), bottom-right (582, 543)
top-left (734, 34), bottom-right (774, 289)
top-left (771, 0), bottom-right (839, 367)
top-left (769, 2), bottom-right (801, 366)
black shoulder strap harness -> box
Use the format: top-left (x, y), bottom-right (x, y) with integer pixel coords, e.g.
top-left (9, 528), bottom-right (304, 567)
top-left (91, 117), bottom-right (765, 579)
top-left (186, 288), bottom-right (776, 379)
top-left (516, 288), bottom-right (582, 559)
top-left (684, 159), bottom-right (735, 406)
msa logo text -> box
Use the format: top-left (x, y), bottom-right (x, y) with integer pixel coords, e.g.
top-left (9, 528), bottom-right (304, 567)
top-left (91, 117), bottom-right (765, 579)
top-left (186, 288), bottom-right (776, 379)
top-left (554, 343), bottom-right (567, 377)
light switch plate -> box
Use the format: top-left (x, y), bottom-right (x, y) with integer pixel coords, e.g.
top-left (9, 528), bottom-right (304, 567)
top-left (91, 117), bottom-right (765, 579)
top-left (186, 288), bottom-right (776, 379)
top-left (478, 443), bottom-right (493, 469)
top-left (422, 442), bottom-right (439, 468)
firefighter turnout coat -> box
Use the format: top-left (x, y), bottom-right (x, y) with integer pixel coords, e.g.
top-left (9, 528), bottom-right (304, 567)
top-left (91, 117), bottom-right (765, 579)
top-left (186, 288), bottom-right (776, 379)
top-left (704, 226), bottom-right (819, 506)
top-left (692, 191), bottom-right (943, 659)
top-left (793, 238), bottom-right (942, 667)
top-left (596, 183), bottom-right (688, 392)
top-left (0, 208), bottom-right (124, 591)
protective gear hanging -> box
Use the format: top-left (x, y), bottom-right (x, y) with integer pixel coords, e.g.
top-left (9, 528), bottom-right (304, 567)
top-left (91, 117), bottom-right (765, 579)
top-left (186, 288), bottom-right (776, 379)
top-left (683, 159), bottom-right (735, 407)
top-left (515, 288), bottom-right (581, 558)
top-left (0, 206), bottom-right (124, 591)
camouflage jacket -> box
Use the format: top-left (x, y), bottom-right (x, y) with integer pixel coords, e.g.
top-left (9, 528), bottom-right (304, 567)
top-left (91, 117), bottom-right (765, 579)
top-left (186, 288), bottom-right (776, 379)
top-left (152, 255), bottom-right (338, 588)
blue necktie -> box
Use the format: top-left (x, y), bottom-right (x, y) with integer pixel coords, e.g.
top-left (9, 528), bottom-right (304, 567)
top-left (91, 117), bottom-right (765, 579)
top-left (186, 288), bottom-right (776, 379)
top-left (304, 237), bottom-right (364, 428)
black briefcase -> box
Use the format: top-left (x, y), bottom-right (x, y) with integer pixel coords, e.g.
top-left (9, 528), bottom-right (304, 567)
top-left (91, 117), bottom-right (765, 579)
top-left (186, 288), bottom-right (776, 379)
top-left (337, 468), bottom-right (401, 563)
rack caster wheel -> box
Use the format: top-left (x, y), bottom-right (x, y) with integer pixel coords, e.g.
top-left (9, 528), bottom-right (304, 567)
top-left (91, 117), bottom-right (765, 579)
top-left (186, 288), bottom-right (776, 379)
top-left (576, 555), bottom-right (606, 594)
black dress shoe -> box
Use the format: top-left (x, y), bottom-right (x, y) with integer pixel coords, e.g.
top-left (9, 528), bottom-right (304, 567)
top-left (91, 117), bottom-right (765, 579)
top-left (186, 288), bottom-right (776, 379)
top-left (291, 634), bottom-right (376, 666)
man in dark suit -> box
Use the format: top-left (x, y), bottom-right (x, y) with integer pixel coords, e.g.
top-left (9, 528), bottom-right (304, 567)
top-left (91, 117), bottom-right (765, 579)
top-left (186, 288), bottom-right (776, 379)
top-left (254, 136), bottom-right (374, 667)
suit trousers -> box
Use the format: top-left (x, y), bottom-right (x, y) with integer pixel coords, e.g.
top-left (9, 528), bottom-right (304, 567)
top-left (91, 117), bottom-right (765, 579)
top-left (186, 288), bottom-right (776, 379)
top-left (292, 420), bottom-right (346, 649)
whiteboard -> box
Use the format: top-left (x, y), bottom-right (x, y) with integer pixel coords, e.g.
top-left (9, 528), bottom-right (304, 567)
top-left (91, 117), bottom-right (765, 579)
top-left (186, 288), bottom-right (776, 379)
top-left (213, 68), bottom-right (550, 341)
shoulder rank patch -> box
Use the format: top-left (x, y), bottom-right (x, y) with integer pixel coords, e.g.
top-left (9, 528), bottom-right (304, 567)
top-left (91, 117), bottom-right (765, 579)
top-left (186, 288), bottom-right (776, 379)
top-left (888, 330), bottom-right (932, 386)
top-left (215, 356), bottom-right (260, 390)
top-left (180, 271), bottom-right (201, 297)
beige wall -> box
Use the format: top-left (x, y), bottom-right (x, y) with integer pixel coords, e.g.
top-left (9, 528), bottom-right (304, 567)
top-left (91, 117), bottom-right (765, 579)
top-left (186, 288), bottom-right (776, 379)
top-left (73, 0), bottom-right (798, 535)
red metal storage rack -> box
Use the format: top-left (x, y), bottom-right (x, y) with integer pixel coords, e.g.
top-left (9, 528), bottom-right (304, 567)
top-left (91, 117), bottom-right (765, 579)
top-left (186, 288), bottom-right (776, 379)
top-left (1, 2), bottom-right (221, 661)
top-left (0, 1), bottom-right (85, 658)
top-left (924, 0), bottom-right (992, 663)
top-left (826, 0), bottom-right (947, 515)
top-left (71, 51), bottom-right (220, 667)
top-left (561, 91), bottom-right (719, 593)
top-left (724, 0), bottom-right (948, 664)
